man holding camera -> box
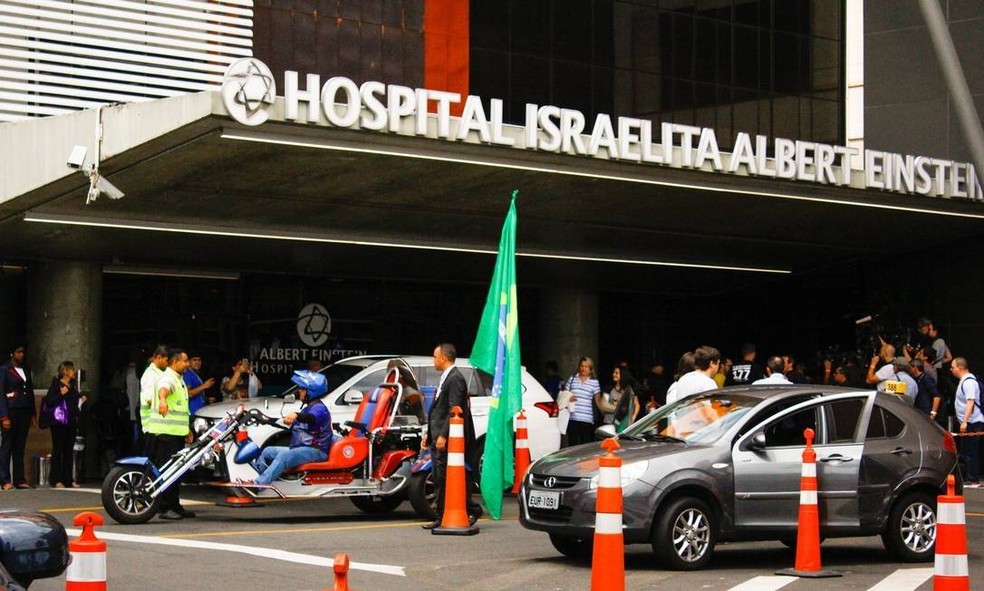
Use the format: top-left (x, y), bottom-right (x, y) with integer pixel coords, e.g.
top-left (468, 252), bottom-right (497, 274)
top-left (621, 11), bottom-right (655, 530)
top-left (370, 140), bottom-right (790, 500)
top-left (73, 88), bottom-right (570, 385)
top-left (222, 358), bottom-right (262, 400)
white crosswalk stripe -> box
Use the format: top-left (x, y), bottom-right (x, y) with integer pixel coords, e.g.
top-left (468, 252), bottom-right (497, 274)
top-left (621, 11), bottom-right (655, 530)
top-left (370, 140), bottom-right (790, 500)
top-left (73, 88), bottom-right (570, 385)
top-left (726, 575), bottom-right (798, 591)
top-left (864, 567), bottom-right (934, 591)
top-left (726, 568), bottom-right (935, 591)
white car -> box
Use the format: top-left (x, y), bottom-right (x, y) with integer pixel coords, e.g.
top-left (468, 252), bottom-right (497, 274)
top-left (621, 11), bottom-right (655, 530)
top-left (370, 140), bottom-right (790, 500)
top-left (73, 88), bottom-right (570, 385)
top-left (193, 355), bottom-right (561, 482)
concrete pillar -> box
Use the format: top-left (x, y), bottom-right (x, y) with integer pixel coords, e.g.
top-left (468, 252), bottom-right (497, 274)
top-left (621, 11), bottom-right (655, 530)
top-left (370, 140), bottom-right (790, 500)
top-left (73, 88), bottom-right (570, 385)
top-left (27, 261), bottom-right (103, 396)
top-left (537, 288), bottom-right (599, 381)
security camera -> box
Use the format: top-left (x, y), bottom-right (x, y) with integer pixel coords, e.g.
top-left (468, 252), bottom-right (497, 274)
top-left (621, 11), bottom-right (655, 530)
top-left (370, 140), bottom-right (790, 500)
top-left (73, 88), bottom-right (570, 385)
top-left (94, 175), bottom-right (124, 200)
top-left (67, 145), bottom-right (88, 170)
top-left (85, 174), bottom-right (125, 204)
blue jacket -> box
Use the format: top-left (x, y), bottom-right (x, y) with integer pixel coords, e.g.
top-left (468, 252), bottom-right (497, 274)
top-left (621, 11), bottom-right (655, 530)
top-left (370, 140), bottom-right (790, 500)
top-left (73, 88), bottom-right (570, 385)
top-left (289, 399), bottom-right (333, 453)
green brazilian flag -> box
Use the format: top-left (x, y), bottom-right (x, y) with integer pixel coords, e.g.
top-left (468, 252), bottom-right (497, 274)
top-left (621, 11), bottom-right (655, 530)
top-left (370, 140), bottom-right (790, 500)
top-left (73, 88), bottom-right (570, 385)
top-left (471, 190), bottom-right (522, 520)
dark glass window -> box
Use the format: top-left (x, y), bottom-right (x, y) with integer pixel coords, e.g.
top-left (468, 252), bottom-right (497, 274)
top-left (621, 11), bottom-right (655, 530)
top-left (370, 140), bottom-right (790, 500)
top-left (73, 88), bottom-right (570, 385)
top-left (469, 0), bottom-right (844, 147)
top-left (826, 399), bottom-right (865, 443)
top-left (765, 407), bottom-right (819, 447)
top-left (866, 405), bottom-right (906, 440)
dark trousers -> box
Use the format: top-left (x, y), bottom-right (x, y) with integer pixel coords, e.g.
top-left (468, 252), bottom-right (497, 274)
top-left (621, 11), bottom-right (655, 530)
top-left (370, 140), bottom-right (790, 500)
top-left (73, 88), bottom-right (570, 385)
top-left (565, 420), bottom-right (596, 447)
top-left (49, 422), bottom-right (77, 486)
top-left (961, 422), bottom-right (984, 482)
top-left (0, 408), bottom-right (33, 485)
top-left (433, 447), bottom-right (482, 520)
top-left (147, 434), bottom-right (185, 511)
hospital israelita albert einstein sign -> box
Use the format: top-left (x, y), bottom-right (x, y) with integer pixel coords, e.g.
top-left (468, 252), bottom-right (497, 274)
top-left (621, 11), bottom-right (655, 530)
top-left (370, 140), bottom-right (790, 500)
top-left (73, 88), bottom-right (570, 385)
top-left (221, 58), bottom-right (983, 201)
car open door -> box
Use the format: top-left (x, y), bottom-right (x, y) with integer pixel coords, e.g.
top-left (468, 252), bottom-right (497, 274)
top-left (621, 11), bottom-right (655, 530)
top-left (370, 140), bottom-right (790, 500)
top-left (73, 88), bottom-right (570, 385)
top-left (732, 392), bottom-right (870, 531)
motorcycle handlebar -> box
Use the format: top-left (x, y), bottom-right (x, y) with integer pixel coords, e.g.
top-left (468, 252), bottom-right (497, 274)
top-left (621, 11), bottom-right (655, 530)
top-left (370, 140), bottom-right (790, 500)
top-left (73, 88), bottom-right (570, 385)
top-left (246, 409), bottom-right (288, 429)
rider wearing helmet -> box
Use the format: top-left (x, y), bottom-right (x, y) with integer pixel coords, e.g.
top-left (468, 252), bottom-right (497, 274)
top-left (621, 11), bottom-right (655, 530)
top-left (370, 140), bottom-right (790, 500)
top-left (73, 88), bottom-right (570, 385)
top-left (249, 370), bottom-right (333, 485)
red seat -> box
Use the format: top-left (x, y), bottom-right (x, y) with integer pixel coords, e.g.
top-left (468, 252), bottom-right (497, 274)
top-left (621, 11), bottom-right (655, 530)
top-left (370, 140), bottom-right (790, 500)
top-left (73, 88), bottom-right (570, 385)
top-left (291, 370), bottom-right (401, 473)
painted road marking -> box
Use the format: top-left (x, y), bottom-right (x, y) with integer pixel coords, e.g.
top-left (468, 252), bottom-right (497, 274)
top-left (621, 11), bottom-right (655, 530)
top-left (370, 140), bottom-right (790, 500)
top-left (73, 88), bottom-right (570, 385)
top-left (162, 516), bottom-right (505, 540)
top-left (727, 575), bottom-right (797, 591)
top-left (64, 528), bottom-right (405, 577)
top-left (727, 568), bottom-right (935, 591)
top-left (864, 567), bottom-right (934, 591)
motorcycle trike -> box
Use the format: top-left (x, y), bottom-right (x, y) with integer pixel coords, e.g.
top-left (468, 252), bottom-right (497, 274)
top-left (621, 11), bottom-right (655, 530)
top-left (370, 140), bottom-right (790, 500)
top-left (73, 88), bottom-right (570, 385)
top-left (101, 368), bottom-right (431, 524)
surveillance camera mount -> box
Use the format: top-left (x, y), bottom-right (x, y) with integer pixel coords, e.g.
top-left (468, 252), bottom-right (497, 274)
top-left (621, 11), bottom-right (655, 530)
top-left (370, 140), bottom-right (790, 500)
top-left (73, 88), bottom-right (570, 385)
top-left (75, 106), bottom-right (124, 205)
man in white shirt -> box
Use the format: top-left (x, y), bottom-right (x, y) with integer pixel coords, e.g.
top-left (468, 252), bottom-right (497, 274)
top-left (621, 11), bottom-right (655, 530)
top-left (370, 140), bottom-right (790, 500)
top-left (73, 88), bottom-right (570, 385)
top-left (951, 357), bottom-right (984, 485)
top-left (752, 356), bottom-right (794, 386)
top-left (674, 346), bottom-right (721, 400)
top-left (866, 343), bottom-right (896, 387)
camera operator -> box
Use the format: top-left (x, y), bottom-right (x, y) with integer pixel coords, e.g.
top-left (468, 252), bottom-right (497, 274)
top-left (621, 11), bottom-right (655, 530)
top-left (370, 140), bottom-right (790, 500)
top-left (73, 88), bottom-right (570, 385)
top-left (221, 358), bottom-right (262, 401)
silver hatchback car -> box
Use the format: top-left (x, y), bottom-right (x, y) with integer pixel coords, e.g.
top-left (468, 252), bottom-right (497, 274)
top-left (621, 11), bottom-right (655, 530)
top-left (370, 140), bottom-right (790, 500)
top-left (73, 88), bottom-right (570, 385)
top-left (519, 386), bottom-right (960, 570)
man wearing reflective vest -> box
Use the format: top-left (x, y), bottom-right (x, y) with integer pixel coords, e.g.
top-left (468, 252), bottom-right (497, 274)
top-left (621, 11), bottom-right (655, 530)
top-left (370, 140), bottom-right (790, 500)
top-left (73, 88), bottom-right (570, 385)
top-left (146, 348), bottom-right (194, 520)
top-left (139, 346), bottom-right (169, 452)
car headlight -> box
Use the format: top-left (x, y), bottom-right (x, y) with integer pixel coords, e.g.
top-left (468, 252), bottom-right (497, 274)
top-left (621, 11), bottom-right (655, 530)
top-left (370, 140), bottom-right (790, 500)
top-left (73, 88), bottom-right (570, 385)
top-left (589, 460), bottom-right (649, 489)
top-left (192, 417), bottom-right (211, 436)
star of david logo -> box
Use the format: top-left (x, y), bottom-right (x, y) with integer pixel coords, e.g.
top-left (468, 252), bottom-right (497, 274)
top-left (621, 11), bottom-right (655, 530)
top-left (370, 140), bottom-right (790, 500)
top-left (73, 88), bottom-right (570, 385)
top-left (297, 303), bottom-right (332, 348)
top-left (221, 58), bottom-right (276, 126)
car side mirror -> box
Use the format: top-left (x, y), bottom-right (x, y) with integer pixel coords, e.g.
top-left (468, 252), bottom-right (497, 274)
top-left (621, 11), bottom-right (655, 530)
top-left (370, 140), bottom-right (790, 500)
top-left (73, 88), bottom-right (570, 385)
top-left (342, 389), bottom-right (364, 405)
top-left (283, 394), bottom-right (296, 404)
top-left (595, 424), bottom-right (617, 439)
top-left (748, 432), bottom-right (767, 451)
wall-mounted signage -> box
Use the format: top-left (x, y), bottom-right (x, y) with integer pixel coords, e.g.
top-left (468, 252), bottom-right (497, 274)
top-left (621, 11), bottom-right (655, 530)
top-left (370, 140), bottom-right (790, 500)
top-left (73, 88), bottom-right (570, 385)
top-left (251, 302), bottom-right (365, 378)
top-left (222, 58), bottom-right (982, 201)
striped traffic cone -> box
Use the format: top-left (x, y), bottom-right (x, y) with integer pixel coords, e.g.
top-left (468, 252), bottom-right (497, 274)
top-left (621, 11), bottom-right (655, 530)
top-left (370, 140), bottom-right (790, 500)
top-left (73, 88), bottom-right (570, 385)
top-left (510, 409), bottom-right (531, 494)
top-left (776, 428), bottom-right (841, 578)
top-left (934, 475), bottom-right (969, 591)
top-left (433, 406), bottom-right (479, 536)
top-left (591, 438), bottom-right (624, 591)
top-left (66, 512), bottom-right (107, 591)
top-left (324, 553), bottom-right (353, 591)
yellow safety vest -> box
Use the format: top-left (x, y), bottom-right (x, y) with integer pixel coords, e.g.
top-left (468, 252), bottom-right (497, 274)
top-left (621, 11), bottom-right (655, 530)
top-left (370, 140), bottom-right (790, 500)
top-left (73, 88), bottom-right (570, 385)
top-left (145, 367), bottom-right (190, 437)
top-left (139, 364), bottom-right (164, 432)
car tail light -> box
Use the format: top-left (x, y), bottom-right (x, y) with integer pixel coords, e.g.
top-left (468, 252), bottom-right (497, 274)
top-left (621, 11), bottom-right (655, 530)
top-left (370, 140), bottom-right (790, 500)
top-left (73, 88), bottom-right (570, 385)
top-left (944, 431), bottom-right (958, 454)
top-left (534, 401), bottom-right (559, 418)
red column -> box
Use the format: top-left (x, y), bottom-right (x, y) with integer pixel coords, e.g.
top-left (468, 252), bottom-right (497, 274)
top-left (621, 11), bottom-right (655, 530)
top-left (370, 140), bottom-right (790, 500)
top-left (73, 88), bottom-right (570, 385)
top-left (424, 0), bottom-right (469, 116)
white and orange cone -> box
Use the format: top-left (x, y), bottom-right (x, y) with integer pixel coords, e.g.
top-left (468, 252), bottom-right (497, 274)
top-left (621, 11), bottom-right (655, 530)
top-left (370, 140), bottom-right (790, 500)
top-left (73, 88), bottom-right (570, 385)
top-left (324, 553), bottom-right (353, 591)
top-left (777, 427), bottom-right (840, 578)
top-left (433, 406), bottom-right (479, 536)
top-left (591, 438), bottom-right (624, 591)
top-left (934, 475), bottom-right (969, 591)
top-left (66, 512), bottom-right (106, 591)
top-left (510, 409), bottom-right (531, 494)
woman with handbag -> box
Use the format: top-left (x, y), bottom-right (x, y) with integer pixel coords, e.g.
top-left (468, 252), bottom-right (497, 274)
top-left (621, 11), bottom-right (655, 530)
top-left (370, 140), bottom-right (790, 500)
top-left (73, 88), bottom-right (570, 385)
top-left (42, 361), bottom-right (85, 488)
top-left (564, 357), bottom-right (601, 447)
top-left (606, 367), bottom-right (640, 433)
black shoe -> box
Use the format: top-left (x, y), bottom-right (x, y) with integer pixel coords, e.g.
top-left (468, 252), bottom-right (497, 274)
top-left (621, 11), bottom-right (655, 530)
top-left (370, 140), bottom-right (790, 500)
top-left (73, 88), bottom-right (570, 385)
top-left (173, 506), bottom-right (197, 518)
top-left (469, 510), bottom-right (484, 526)
top-left (420, 519), bottom-right (441, 530)
top-left (158, 510), bottom-right (183, 521)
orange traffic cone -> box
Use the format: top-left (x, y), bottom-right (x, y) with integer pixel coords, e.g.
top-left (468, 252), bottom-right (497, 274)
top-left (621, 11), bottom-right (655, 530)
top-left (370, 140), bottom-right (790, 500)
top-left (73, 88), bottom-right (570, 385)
top-left (324, 553), bottom-right (353, 591)
top-left (934, 475), bottom-right (969, 591)
top-left (510, 409), bottom-right (531, 494)
top-left (777, 428), bottom-right (840, 578)
top-left (66, 512), bottom-right (107, 591)
top-left (433, 406), bottom-right (479, 536)
top-left (591, 438), bottom-right (624, 591)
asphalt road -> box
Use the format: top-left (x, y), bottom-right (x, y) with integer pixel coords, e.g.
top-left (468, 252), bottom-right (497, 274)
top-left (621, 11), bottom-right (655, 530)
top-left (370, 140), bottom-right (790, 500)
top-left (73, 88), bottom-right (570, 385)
top-left (8, 485), bottom-right (984, 591)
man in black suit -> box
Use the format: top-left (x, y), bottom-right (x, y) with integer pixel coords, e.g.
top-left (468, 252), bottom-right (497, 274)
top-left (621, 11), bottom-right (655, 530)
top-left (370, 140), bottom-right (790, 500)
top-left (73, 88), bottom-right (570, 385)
top-left (421, 343), bottom-right (483, 529)
top-left (0, 345), bottom-right (36, 490)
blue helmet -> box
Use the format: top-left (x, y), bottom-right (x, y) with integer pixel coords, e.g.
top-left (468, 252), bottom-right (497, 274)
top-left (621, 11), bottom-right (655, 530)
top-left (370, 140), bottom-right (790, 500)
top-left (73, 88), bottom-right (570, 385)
top-left (291, 370), bottom-right (328, 400)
